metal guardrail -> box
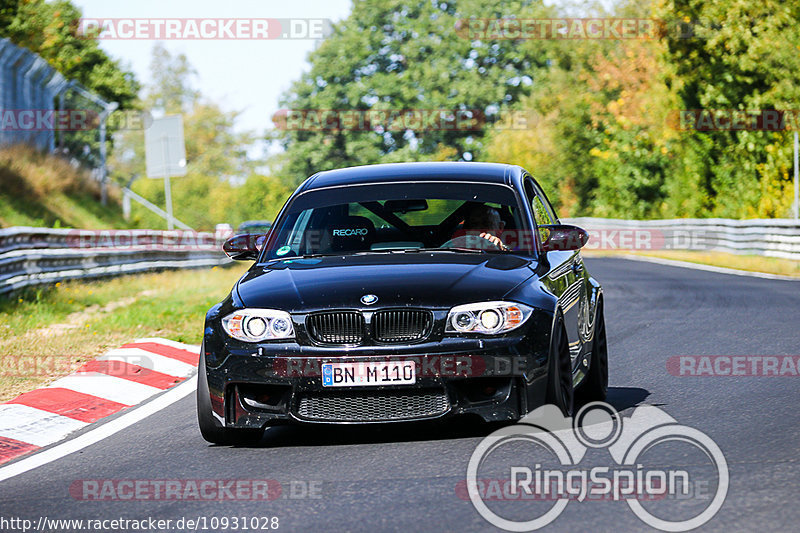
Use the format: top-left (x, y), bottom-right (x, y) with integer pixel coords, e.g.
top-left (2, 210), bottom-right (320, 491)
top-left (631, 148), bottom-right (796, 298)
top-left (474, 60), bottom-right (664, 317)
top-left (0, 227), bottom-right (231, 296)
top-left (564, 217), bottom-right (800, 260)
top-left (2, 217), bottom-right (797, 296)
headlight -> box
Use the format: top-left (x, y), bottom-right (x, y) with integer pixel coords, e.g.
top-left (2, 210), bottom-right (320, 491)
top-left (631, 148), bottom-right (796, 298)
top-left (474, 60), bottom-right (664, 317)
top-left (446, 302), bottom-right (533, 335)
top-left (221, 309), bottom-right (295, 342)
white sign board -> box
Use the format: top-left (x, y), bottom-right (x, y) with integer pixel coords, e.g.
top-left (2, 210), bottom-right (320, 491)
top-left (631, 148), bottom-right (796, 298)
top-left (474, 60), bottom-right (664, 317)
top-left (145, 115), bottom-right (187, 178)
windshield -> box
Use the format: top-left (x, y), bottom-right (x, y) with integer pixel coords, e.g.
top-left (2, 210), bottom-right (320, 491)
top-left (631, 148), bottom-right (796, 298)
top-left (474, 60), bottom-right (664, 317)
top-left (261, 182), bottom-right (534, 260)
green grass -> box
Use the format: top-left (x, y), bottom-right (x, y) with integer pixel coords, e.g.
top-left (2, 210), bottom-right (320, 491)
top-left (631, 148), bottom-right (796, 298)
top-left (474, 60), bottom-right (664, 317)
top-left (582, 249), bottom-right (800, 278)
top-left (0, 145), bottom-right (133, 229)
top-left (0, 264), bottom-right (249, 401)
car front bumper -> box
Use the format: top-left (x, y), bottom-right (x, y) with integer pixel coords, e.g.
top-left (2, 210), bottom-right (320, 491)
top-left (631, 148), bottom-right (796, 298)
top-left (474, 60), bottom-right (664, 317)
top-left (201, 319), bottom-right (553, 428)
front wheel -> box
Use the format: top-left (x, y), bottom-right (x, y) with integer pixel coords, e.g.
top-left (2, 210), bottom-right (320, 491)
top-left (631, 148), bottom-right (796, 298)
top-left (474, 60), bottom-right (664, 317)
top-left (575, 301), bottom-right (608, 406)
top-left (545, 315), bottom-right (574, 417)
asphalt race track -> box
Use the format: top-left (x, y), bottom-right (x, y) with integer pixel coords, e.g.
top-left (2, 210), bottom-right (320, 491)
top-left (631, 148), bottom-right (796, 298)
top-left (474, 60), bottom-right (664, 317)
top-left (1, 257), bottom-right (798, 532)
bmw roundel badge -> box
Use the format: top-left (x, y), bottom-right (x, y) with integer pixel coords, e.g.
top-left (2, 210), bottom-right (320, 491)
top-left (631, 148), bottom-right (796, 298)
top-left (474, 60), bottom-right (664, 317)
top-left (360, 294), bottom-right (379, 305)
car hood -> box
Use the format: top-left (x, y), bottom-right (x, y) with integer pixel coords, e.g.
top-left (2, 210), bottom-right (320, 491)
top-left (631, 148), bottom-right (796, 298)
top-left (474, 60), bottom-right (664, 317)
top-left (236, 253), bottom-right (537, 311)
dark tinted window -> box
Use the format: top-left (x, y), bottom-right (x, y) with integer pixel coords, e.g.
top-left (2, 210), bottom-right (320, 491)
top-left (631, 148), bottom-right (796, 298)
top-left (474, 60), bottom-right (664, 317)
top-left (261, 182), bottom-right (534, 259)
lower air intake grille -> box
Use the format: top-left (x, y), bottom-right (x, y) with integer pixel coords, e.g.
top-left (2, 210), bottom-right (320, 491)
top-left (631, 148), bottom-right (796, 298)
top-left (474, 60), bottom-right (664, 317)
top-left (306, 311), bottom-right (364, 345)
top-left (295, 389), bottom-right (450, 422)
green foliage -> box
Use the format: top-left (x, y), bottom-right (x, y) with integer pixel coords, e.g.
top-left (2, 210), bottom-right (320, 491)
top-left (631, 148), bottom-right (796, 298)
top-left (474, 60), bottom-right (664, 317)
top-left (8, 0), bottom-right (797, 225)
top-left (1, 0), bottom-right (140, 172)
top-left (1, 0), bottom-right (139, 107)
top-left (482, 0), bottom-right (800, 218)
top-left (270, 0), bottom-right (799, 219)
top-left (274, 0), bottom-right (557, 184)
top-left (652, 0), bottom-right (800, 217)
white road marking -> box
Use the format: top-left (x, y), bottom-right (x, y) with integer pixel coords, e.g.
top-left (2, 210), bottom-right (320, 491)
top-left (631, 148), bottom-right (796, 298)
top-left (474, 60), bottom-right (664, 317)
top-left (0, 405), bottom-right (88, 447)
top-left (0, 376), bottom-right (197, 483)
top-left (98, 348), bottom-right (196, 378)
top-left (46, 372), bottom-right (161, 405)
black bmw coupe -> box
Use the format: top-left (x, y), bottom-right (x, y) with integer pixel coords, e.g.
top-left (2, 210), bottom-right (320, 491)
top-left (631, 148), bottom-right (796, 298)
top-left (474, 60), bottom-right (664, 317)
top-left (198, 162), bottom-right (607, 444)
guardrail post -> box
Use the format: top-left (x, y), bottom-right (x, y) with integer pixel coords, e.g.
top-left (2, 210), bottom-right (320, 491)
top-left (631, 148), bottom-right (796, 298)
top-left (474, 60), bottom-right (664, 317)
top-left (123, 189), bottom-right (131, 220)
top-left (98, 102), bottom-right (118, 205)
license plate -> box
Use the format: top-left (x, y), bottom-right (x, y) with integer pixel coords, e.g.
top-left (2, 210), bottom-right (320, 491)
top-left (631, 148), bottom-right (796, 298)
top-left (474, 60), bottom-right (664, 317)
top-left (321, 361), bottom-right (415, 387)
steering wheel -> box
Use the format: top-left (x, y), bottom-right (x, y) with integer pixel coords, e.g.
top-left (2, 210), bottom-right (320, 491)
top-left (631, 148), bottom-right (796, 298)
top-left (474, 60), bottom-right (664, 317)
top-left (440, 233), bottom-right (504, 251)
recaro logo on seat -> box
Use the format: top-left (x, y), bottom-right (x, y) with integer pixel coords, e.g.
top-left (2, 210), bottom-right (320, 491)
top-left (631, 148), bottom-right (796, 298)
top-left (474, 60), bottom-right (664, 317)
top-left (332, 228), bottom-right (368, 237)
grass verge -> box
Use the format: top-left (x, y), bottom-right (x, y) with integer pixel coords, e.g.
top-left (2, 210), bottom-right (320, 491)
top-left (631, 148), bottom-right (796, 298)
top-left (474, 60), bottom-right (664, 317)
top-left (0, 145), bottom-right (131, 229)
top-left (0, 264), bottom-right (249, 401)
top-left (582, 249), bottom-right (800, 278)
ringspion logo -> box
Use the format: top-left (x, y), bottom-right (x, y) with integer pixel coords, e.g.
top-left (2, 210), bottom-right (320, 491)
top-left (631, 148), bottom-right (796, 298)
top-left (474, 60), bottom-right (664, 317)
top-left (465, 403), bottom-right (728, 531)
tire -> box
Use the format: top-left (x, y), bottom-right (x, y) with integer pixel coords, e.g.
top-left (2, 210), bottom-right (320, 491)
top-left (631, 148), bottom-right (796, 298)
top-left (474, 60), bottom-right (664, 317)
top-left (545, 314), bottom-right (574, 417)
top-left (197, 347), bottom-right (262, 445)
top-left (575, 300), bottom-right (609, 406)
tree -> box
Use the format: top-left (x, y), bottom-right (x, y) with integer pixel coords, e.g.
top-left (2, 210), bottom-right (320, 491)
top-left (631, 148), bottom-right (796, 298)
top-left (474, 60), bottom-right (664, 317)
top-left (2, 0), bottom-right (139, 171)
top-left (654, 0), bottom-right (800, 217)
top-left (487, 0), bottom-right (800, 218)
top-left (1, 0), bottom-right (138, 107)
top-left (146, 43), bottom-right (200, 114)
top-left (274, 0), bottom-right (557, 184)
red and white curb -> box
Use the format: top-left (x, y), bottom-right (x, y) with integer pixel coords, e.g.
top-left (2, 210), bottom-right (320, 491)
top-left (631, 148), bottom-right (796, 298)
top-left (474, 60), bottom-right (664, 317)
top-left (0, 338), bottom-right (199, 465)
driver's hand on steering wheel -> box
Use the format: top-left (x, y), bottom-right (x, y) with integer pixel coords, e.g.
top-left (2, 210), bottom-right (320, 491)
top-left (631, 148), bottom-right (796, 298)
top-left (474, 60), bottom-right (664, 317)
top-left (479, 232), bottom-right (510, 251)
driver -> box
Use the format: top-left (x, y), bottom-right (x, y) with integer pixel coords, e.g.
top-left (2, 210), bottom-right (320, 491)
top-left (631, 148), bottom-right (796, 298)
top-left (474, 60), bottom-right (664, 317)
top-left (446, 204), bottom-right (509, 250)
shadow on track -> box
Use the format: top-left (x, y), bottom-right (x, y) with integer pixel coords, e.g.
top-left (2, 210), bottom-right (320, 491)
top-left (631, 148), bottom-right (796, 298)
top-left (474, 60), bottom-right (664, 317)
top-left (234, 414), bottom-right (497, 449)
top-left (211, 387), bottom-right (651, 449)
top-left (605, 386), bottom-right (652, 412)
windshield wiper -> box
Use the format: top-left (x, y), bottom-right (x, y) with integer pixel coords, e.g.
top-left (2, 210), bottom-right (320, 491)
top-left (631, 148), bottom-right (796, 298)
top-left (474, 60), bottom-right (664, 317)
top-left (269, 248), bottom-right (502, 261)
top-left (352, 247), bottom-right (488, 254)
top-left (263, 253), bottom-right (338, 262)
top-left (416, 247), bottom-right (488, 254)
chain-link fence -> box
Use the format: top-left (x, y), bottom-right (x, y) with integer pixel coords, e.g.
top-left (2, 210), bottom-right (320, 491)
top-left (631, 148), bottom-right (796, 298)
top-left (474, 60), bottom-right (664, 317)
top-left (0, 37), bottom-right (116, 174)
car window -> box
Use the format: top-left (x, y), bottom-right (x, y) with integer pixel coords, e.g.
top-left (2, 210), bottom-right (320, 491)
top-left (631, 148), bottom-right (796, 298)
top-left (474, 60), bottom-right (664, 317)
top-left (532, 183), bottom-right (559, 224)
top-left (524, 177), bottom-right (559, 246)
top-left (283, 208), bottom-right (313, 255)
top-left (261, 182), bottom-right (534, 258)
top-left (348, 199), bottom-right (464, 227)
top-left (347, 203), bottom-right (387, 228)
top-left (532, 196), bottom-right (554, 226)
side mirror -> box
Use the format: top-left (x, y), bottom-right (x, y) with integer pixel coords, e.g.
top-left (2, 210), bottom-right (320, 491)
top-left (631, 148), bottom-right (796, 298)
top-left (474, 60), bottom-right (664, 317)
top-left (540, 224), bottom-right (589, 252)
top-left (223, 234), bottom-right (265, 260)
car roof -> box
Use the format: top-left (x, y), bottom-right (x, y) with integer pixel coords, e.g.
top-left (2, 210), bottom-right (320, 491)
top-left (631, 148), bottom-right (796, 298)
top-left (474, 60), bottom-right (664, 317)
top-left (300, 162), bottom-right (518, 191)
